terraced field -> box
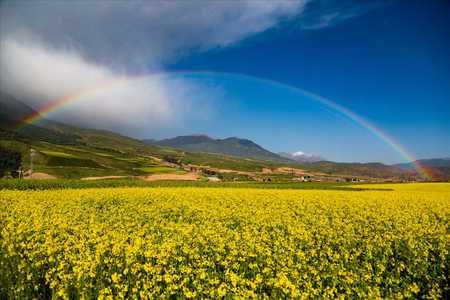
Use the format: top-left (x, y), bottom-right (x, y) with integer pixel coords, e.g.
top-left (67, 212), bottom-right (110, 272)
top-left (0, 183), bottom-right (448, 298)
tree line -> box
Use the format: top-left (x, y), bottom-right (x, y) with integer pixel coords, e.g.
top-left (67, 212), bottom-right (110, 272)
top-left (0, 146), bottom-right (22, 178)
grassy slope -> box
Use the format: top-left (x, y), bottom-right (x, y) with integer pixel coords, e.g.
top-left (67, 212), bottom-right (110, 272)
top-left (0, 137), bottom-right (166, 178)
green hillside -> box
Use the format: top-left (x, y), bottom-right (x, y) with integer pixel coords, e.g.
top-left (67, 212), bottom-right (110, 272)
top-left (0, 92), bottom-right (292, 179)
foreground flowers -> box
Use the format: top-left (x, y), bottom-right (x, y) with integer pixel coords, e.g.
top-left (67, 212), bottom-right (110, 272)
top-left (0, 183), bottom-right (449, 298)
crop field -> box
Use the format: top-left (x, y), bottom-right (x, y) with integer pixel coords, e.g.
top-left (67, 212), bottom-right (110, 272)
top-left (0, 183), bottom-right (449, 299)
top-left (0, 179), bottom-right (367, 191)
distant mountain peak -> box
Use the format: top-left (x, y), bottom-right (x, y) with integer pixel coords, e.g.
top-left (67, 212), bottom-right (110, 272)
top-left (279, 151), bottom-right (324, 163)
top-left (292, 151), bottom-right (306, 156)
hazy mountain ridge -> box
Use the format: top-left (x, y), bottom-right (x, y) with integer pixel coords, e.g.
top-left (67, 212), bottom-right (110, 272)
top-left (395, 158), bottom-right (450, 169)
top-left (0, 91), bottom-right (36, 122)
top-left (394, 158), bottom-right (450, 180)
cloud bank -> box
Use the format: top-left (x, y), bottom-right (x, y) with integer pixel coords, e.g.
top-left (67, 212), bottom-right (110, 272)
top-left (0, 0), bottom-right (379, 137)
top-left (1, 1), bottom-right (305, 70)
top-left (0, 1), bottom-right (305, 136)
top-left (0, 38), bottom-right (177, 132)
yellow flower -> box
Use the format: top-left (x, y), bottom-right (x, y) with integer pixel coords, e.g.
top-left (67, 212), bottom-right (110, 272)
top-left (0, 183), bottom-right (448, 298)
top-left (111, 273), bottom-right (120, 284)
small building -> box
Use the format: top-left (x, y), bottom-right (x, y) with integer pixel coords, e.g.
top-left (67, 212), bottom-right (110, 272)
top-left (345, 177), bottom-right (360, 183)
top-left (299, 175), bottom-right (312, 182)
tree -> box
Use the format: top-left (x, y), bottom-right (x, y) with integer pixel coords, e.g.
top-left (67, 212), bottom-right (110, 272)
top-left (163, 155), bottom-right (181, 165)
top-left (0, 146), bottom-right (22, 178)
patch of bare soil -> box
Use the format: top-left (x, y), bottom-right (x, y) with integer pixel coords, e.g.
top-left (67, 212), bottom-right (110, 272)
top-left (25, 172), bottom-right (57, 180)
top-left (215, 168), bottom-right (254, 176)
top-left (141, 173), bottom-right (199, 181)
top-left (81, 176), bottom-right (128, 181)
top-left (215, 168), bottom-right (235, 173)
top-left (276, 167), bottom-right (308, 175)
top-left (261, 168), bottom-right (273, 174)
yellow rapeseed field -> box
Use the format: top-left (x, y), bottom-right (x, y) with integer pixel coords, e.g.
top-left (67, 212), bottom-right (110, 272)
top-left (0, 183), bottom-right (449, 299)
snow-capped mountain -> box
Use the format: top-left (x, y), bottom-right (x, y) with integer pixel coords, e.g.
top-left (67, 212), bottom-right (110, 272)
top-left (278, 151), bottom-right (324, 163)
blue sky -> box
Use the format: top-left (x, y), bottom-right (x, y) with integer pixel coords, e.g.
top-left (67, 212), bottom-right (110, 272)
top-left (168, 0), bottom-right (450, 163)
top-left (1, 0), bottom-right (449, 163)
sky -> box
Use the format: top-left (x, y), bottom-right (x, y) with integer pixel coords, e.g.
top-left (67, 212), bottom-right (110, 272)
top-left (0, 0), bottom-right (449, 163)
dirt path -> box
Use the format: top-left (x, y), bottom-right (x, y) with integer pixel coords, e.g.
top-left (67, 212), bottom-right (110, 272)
top-left (25, 172), bottom-right (57, 180)
top-left (141, 173), bottom-right (199, 181)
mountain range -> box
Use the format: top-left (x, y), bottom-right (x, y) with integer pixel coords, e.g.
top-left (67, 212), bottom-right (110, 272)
top-left (144, 134), bottom-right (449, 180)
top-left (144, 135), bottom-right (289, 162)
top-left (146, 135), bottom-right (326, 163)
top-left (1, 90), bottom-right (449, 181)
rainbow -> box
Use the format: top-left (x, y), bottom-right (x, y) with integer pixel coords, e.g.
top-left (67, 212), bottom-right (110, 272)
top-left (20, 76), bottom-right (131, 126)
top-left (17, 70), bottom-right (433, 180)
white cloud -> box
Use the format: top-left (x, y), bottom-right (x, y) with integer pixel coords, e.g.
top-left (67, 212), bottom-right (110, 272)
top-left (0, 1), bottom-right (306, 69)
top-left (298, 1), bottom-right (385, 30)
top-left (300, 12), bottom-right (342, 30)
top-left (1, 38), bottom-right (121, 105)
top-left (0, 38), bottom-right (217, 136)
top-left (0, 1), bottom-right (306, 136)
